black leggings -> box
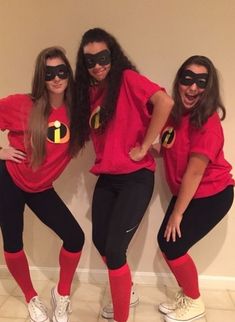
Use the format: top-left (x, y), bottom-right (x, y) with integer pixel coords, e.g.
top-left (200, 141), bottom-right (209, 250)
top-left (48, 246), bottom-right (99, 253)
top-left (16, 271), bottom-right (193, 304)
top-left (0, 161), bottom-right (84, 253)
top-left (158, 185), bottom-right (234, 260)
top-left (92, 168), bottom-right (154, 269)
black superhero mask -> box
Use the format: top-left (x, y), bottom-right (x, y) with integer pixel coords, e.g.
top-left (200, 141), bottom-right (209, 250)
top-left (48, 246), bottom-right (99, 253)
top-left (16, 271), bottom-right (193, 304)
top-left (180, 70), bottom-right (208, 89)
top-left (45, 64), bottom-right (69, 81)
top-left (84, 50), bottom-right (111, 69)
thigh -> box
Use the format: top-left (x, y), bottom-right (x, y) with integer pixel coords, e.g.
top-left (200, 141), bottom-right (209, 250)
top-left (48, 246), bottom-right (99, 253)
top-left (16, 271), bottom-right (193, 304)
top-left (158, 186), bottom-right (234, 259)
top-left (92, 175), bottom-right (117, 254)
top-left (106, 169), bottom-right (154, 266)
top-left (0, 161), bottom-right (25, 252)
top-left (25, 188), bottom-right (84, 252)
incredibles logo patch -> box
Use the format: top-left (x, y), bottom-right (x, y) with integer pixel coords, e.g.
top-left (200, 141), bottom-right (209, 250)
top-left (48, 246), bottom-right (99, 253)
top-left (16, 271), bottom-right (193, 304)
top-left (161, 126), bottom-right (175, 148)
top-left (47, 120), bottom-right (70, 143)
top-left (89, 105), bottom-right (101, 130)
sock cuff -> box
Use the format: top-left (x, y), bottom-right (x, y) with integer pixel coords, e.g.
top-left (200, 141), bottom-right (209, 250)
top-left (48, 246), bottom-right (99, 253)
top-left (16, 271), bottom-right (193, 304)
top-left (108, 263), bottom-right (130, 277)
top-left (4, 250), bottom-right (25, 259)
top-left (60, 247), bottom-right (82, 258)
top-left (166, 253), bottom-right (190, 267)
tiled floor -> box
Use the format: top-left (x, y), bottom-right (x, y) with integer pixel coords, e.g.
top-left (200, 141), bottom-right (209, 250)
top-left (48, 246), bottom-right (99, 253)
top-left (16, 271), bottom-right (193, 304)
top-left (0, 278), bottom-right (235, 322)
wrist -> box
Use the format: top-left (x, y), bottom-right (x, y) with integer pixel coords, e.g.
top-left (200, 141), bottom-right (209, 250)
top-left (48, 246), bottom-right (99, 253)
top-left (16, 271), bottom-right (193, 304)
top-left (140, 144), bottom-right (149, 155)
top-left (152, 134), bottom-right (160, 145)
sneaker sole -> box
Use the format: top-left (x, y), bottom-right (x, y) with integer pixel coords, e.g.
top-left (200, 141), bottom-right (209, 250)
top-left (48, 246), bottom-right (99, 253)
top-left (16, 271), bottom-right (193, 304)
top-left (29, 317), bottom-right (50, 322)
top-left (158, 304), bottom-right (176, 314)
top-left (101, 298), bottom-right (139, 319)
top-left (164, 311), bottom-right (206, 322)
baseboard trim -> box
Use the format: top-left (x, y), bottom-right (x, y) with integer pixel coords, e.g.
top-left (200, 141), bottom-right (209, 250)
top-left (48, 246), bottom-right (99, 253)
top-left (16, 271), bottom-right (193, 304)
top-left (0, 265), bottom-right (235, 290)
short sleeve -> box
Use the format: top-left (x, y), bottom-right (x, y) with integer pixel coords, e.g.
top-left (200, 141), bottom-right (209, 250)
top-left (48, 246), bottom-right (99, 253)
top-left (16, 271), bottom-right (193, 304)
top-left (190, 113), bottom-right (223, 162)
top-left (0, 94), bottom-right (31, 131)
top-left (122, 69), bottom-right (165, 106)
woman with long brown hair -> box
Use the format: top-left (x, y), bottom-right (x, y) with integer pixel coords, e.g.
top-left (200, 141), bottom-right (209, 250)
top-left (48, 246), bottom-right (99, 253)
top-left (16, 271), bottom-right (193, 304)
top-left (157, 55), bottom-right (234, 322)
top-left (0, 47), bottom-right (84, 322)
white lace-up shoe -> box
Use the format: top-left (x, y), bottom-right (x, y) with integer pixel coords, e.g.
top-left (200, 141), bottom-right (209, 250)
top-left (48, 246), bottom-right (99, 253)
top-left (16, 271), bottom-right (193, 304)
top-left (28, 296), bottom-right (50, 322)
top-left (159, 289), bottom-right (184, 314)
top-left (51, 287), bottom-right (71, 322)
top-left (101, 285), bottom-right (139, 319)
top-left (164, 296), bottom-right (205, 322)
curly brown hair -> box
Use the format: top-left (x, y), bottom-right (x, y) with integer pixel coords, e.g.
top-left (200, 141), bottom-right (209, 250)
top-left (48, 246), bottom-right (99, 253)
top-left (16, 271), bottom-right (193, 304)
top-left (73, 28), bottom-right (138, 148)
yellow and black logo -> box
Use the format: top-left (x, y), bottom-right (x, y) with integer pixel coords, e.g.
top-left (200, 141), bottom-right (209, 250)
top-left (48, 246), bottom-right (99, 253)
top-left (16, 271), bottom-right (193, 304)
top-left (161, 126), bottom-right (175, 148)
top-left (47, 120), bottom-right (70, 143)
top-left (89, 105), bottom-right (101, 130)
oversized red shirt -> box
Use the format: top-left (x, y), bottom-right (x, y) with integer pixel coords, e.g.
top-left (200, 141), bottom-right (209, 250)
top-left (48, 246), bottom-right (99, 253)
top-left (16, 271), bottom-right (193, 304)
top-left (89, 69), bottom-right (165, 175)
top-left (0, 94), bottom-right (71, 192)
top-left (161, 112), bottom-right (234, 198)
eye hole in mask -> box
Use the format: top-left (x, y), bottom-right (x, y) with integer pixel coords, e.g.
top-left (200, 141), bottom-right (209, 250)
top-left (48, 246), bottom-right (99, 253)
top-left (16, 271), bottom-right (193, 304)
top-left (180, 69), bottom-right (208, 89)
top-left (45, 64), bottom-right (69, 81)
top-left (84, 50), bottom-right (111, 69)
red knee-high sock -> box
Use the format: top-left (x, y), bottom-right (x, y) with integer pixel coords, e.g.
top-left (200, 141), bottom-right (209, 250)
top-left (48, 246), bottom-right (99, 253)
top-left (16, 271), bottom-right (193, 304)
top-left (4, 250), bottom-right (37, 302)
top-left (162, 252), bottom-right (182, 287)
top-left (57, 247), bottom-right (82, 296)
top-left (164, 253), bottom-right (200, 299)
top-left (108, 263), bottom-right (132, 322)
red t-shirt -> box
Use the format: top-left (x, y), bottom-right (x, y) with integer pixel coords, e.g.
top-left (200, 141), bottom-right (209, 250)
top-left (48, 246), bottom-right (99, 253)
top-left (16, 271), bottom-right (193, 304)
top-left (89, 69), bottom-right (165, 175)
top-left (161, 112), bottom-right (234, 198)
top-left (0, 94), bottom-right (71, 192)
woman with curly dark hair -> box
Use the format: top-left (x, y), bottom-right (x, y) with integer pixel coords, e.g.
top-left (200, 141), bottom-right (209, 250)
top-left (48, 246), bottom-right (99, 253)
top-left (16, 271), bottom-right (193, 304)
top-left (157, 56), bottom-right (234, 322)
top-left (75, 28), bottom-right (173, 322)
top-left (0, 47), bottom-right (85, 322)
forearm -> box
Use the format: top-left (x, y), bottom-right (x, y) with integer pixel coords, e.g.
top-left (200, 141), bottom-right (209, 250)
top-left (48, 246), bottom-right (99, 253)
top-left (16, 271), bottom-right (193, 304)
top-left (141, 91), bottom-right (173, 153)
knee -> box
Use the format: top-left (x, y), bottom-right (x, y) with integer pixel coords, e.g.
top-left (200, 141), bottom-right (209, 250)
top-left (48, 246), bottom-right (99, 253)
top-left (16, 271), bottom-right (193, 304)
top-left (78, 230), bottom-right (85, 250)
top-left (3, 237), bottom-right (23, 253)
top-left (157, 230), bottom-right (165, 253)
top-left (92, 230), bottom-right (105, 257)
top-left (64, 229), bottom-right (85, 252)
top-left (157, 233), bottom-right (187, 260)
top-left (105, 246), bottom-right (126, 269)
top-left (76, 230), bottom-right (85, 251)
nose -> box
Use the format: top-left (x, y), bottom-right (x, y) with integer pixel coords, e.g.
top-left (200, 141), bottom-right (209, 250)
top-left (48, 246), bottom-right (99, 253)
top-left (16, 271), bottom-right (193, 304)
top-left (54, 75), bottom-right (60, 81)
top-left (189, 82), bottom-right (198, 90)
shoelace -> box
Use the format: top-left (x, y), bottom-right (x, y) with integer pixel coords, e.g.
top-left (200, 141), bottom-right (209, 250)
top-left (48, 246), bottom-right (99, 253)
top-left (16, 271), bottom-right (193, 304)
top-left (175, 296), bottom-right (193, 317)
top-left (177, 295), bottom-right (192, 307)
top-left (56, 295), bottom-right (71, 316)
top-left (174, 290), bottom-right (184, 303)
top-left (30, 297), bottom-right (47, 318)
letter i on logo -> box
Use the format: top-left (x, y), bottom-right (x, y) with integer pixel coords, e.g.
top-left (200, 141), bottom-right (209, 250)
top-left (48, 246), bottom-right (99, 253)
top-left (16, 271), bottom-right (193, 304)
top-left (94, 113), bottom-right (100, 129)
top-left (54, 120), bottom-right (61, 143)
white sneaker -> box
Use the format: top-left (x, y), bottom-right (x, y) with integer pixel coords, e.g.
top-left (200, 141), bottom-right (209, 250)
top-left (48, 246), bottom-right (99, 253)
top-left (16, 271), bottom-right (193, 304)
top-left (101, 285), bottom-right (139, 319)
top-left (28, 296), bottom-right (50, 322)
top-left (159, 290), bottom-right (184, 314)
top-left (51, 287), bottom-right (71, 322)
top-left (164, 296), bottom-right (205, 322)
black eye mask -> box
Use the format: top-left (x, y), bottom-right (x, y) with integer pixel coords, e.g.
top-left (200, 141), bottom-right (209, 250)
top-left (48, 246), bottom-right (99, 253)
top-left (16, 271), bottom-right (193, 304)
top-left (180, 70), bottom-right (208, 89)
top-left (45, 64), bottom-right (69, 81)
top-left (84, 50), bottom-right (111, 69)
